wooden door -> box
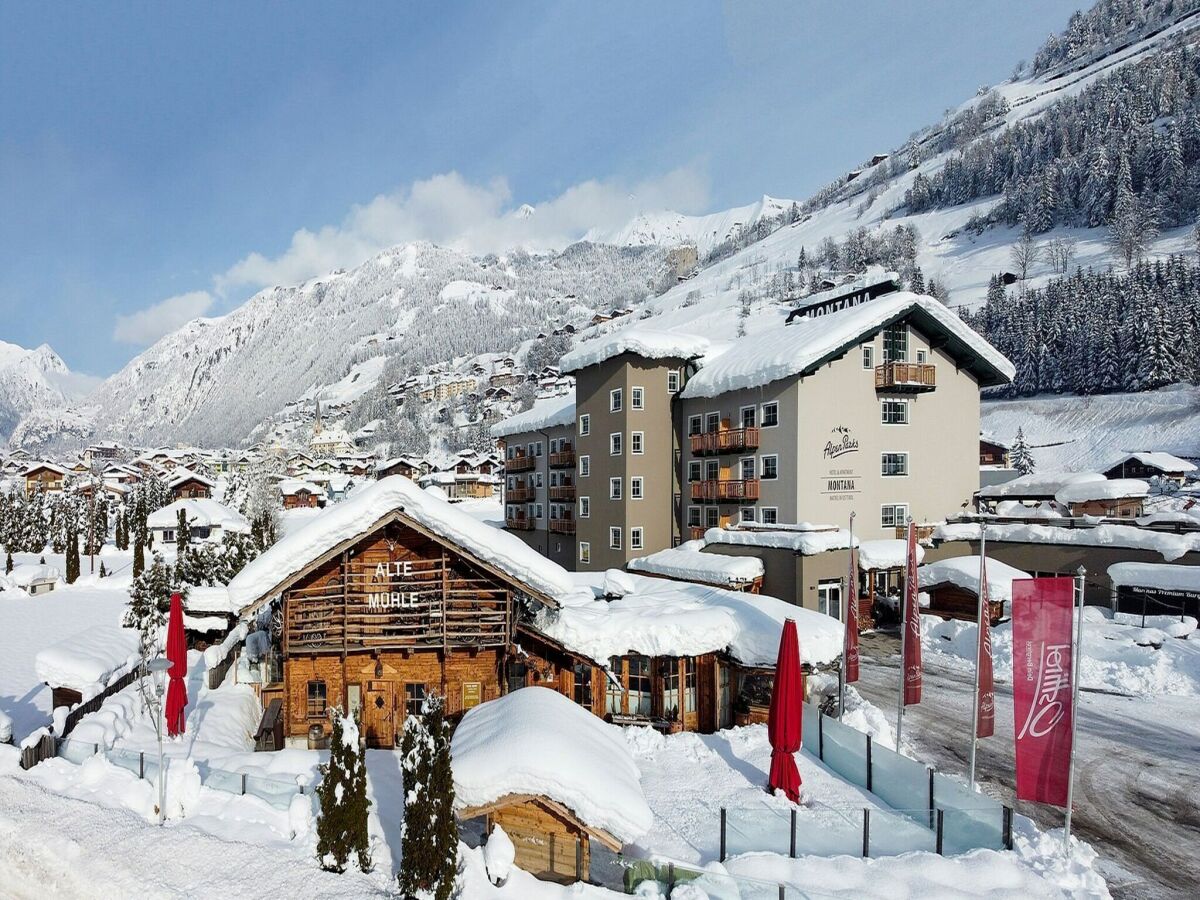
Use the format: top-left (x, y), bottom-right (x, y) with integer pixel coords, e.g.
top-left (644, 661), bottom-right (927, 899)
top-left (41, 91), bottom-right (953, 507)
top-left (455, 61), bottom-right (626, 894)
top-left (364, 680), bottom-right (395, 748)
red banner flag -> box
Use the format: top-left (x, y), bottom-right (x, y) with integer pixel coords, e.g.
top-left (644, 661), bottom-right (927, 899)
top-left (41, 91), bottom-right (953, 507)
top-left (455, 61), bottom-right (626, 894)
top-left (902, 521), bottom-right (922, 705)
top-left (1012, 577), bottom-right (1076, 807)
top-left (845, 545), bottom-right (860, 683)
top-left (976, 559), bottom-right (995, 739)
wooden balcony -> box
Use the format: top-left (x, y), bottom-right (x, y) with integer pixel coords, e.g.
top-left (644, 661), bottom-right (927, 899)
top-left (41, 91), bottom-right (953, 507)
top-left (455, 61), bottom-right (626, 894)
top-left (506, 455), bottom-right (535, 473)
top-left (549, 450), bottom-right (575, 468)
top-left (689, 427), bottom-right (761, 456)
top-left (690, 479), bottom-right (760, 501)
top-left (549, 518), bottom-right (576, 534)
top-left (505, 516), bottom-right (534, 531)
top-left (506, 487), bottom-right (535, 503)
top-left (688, 526), bottom-right (707, 541)
top-left (875, 361), bottom-right (935, 393)
top-left (549, 484), bottom-right (575, 501)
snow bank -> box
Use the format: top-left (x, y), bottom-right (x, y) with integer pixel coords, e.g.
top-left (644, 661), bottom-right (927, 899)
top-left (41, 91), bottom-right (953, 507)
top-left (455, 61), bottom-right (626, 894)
top-left (34, 625), bottom-right (141, 698)
top-left (560, 328), bottom-right (712, 374)
top-left (490, 391), bottom-right (575, 438)
top-left (857, 539), bottom-right (921, 570)
top-left (627, 546), bottom-right (763, 587)
top-left (0, 709), bottom-right (11, 743)
top-left (452, 687), bottom-right (652, 844)
top-left (918, 556), bottom-right (1030, 605)
top-left (680, 292), bottom-right (1014, 399)
top-left (935, 520), bottom-right (1200, 562)
top-left (1055, 478), bottom-right (1149, 504)
top-left (229, 476), bottom-right (576, 612)
top-left (704, 524), bottom-right (854, 555)
top-left (9, 563), bottom-right (61, 588)
top-left (534, 571), bottom-right (843, 667)
top-left (202, 622), bottom-right (249, 670)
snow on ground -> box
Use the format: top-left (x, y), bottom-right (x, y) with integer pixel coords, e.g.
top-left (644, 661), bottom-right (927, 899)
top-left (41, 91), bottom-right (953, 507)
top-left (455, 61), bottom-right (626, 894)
top-left (922, 607), bottom-right (1200, 697)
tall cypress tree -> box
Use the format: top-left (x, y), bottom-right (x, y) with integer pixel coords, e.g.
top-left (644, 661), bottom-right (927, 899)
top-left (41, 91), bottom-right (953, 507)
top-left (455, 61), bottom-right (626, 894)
top-left (65, 526), bottom-right (80, 584)
top-left (316, 710), bottom-right (372, 874)
top-left (398, 696), bottom-right (457, 900)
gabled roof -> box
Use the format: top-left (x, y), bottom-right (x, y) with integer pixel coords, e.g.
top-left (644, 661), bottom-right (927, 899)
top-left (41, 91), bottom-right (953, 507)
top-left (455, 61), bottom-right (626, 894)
top-left (168, 468), bottom-right (216, 489)
top-left (24, 462), bottom-right (69, 477)
top-left (491, 391), bottom-right (576, 438)
top-left (1104, 451), bottom-right (1197, 475)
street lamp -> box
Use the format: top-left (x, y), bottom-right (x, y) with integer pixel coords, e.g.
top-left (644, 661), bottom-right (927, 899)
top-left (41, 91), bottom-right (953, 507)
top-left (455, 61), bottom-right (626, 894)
top-left (142, 657), bottom-right (174, 825)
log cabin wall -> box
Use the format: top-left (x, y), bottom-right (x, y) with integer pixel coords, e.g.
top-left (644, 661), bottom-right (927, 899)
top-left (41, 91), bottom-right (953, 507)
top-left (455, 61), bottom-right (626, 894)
top-left (489, 800), bottom-right (590, 883)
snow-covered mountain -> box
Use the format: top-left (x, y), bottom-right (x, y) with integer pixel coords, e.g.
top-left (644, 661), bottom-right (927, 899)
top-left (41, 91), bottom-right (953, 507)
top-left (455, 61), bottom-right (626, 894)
top-left (0, 341), bottom-right (86, 442)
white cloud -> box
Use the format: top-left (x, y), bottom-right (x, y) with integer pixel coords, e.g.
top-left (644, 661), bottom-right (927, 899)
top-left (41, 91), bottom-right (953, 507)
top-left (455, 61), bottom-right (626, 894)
top-left (112, 290), bottom-right (214, 345)
top-left (216, 166), bottom-right (710, 292)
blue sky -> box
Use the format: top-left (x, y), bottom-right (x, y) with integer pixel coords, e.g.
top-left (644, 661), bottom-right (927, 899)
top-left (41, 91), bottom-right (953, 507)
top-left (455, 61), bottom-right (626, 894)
top-left (0, 1), bottom-right (1081, 377)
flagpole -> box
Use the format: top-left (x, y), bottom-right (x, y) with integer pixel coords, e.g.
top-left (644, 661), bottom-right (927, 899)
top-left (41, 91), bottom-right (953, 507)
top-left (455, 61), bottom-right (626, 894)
top-left (968, 525), bottom-right (986, 790)
top-left (1064, 565), bottom-right (1086, 857)
top-left (840, 511), bottom-right (855, 718)
top-left (896, 516), bottom-right (912, 748)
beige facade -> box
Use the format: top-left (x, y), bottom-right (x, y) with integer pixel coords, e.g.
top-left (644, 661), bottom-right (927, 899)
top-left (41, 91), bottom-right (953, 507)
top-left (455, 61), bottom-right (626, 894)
top-left (501, 422), bottom-right (577, 570)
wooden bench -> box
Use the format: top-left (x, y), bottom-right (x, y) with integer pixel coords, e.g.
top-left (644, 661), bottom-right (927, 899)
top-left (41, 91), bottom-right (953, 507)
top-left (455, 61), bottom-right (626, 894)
top-left (255, 699), bottom-right (284, 752)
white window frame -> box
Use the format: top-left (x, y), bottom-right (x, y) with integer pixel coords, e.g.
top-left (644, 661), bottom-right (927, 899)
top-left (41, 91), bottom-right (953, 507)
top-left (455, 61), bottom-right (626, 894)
top-left (687, 505), bottom-right (702, 527)
top-left (534, 503), bottom-right (544, 519)
top-left (881, 503), bottom-right (910, 528)
top-left (916, 349), bottom-right (928, 363)
top-left (688, 414), bottom-right (702, 436)
top-left (579, 541), bottom-right (591, 564)
top-left (740, 405), bottom-right (756, 429)
top-left (760, 454), bottom-right (779, 480)
top-left (705, 411), bottom-right (721, 432)
top-left (610, 388), bottom-right (623, 412)
top-left (630, 527), bottom-right (644, 550)
top-left (579, 455), bottom-right (590, 477)
top-left (687, 460), bottom-right (702, 482)
top-left (535, 472), bottom-right (543, 488)
top-left (739, 507), bottom-right (755, 523)
top-left (862, 344), bottom-right (874, 369)
top-left (630, 476), bottom-right (644, 500)
top-left (760, 507), bottom-right (778, 525)
top-left (609, 477), bottom-right (622, 500)
top-left (704, 506), bottom-right (720, 527)
top-left (881, 451), bottom-right (909, 477)
top-left (631, 431), bottom-right (644, 455)
top-left (740, 456), bottom-right (756, 480)
top-left (667, 369), bottom-right (680, 393)
top-left (881, 399), bottom-right (909, 426)
top-left (610, 432), bottom-right (623, 456)
top-left (761, 402), bottom-right (779, 428)
top-left (631, 386), bottom-right (644, 410)
top-left (579, 414), bottom-right (590, 436)
top-left (579, 496), bottom-right (590, 518)
top-left (609, 527), bottom-right (622, 550)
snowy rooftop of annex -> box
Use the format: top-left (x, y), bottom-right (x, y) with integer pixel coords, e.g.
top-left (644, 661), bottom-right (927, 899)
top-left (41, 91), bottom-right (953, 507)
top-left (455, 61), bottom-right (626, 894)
top-left (1107, 562), bottom-right (1200, 593)
top-left (451, 687), bottom-right (652, 845)
top-left (277, 478), bottom-right (323, 496)
top-left (146, 498), bottom-right (250, 534)
top-left (703, 522), bottom-right (855, 556)
top-left (857, 539), bottom-right (924, 570)
top-left (935, 520), bottom-right (1200, 563)
top-left (33, 624), bottom-right (140, 696)
top-left (8, 563), bottom-right (61, 587)
top-left (1104, 451), bottom-right (1197, 474)
top-left (559, 328), bottom-right (714, 375)
top-left (977, 471), bottom-right (1106, 500)
top-left (228, 476), bottom-right (576, 612)
top-left (490, 391), bottom-right (575, 438)
top-left (530, 569), bottom-right (843, 668)
top-left (1055, 478), bottom-right (1149, 504)
top-left (918, 556), bottom-right (1031, 604)
top-left (627, 542), bottom-right (763, 587)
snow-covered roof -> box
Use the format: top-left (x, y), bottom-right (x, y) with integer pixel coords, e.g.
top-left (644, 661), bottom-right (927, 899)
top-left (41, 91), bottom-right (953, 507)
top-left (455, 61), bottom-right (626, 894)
top-left (147, 498), bottom-right (251, 534)
top-left (531, 570), bottom-right (843, 668)
top-left (490, 391), bottom-right (576, 438)
top-left (167, 467), bottom-right (215, 489)
top-left (680, 292), bottom-right (1015, 399)
top-left (935, 520), bottom-right (1200, 563)
top-left (185, 585), bottom-right (238, 615)
top-left (228, 476), bottom-right (575, 613)
top-left (703, 523), bottom-right (854, 556)
top-left (978, 471), bottom-right (1106, 500)
top-left (1107, 562), bottom-right (1200, 594)
top-left (9, 563), bottom-right (61, 587)
top-left (278, 478), bottom-right (323, 496)
top-left (857, 539), bottom-right (923, 570)
top-left (34, 624), bottom-right (141, 696)
top-left (1104, 451), bottom-right (1197, 474)
top-left (24, 461), bottom-right (69, 476)
top-left (918, 556), bottom-right (1030, 604)
top-left (559, 328), bottom-right (711, 374)
top-left (452, 687), bottom-right (652, 844)
top-left (627, 543), bottom-right (764, 587)
top-left (1055, 478), bottom-right (1149, 504)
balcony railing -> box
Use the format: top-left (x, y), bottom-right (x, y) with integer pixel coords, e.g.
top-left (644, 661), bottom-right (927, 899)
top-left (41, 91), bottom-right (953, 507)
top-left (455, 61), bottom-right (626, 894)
top-left (506, 455), bottom-right (536, 473)
top-left (505, 516), bottom-right (534, 531)
top-left (690, 479), bottom-right (760, 501)
top-left (875, 361), bottom-right (935, 393)
top-left (549, 450), bottom-right (575, 468)
top-left (689, 427), bottom-right (761, 456)
top-left (549, 484), bottom-right (575, 501)
top-left (549, 518), bottom-right (576, 534)
top-left (506, 487), bottom-right (535, 503)
top-left (688, 526), bottom-right (707, 541)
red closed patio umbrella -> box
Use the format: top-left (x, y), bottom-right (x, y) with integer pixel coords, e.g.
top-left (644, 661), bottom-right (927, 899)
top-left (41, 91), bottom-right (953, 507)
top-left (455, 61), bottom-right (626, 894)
top-left (767, 618), bottom-right (803, 803)
top-left (164, 591), bottom-right (188, 738)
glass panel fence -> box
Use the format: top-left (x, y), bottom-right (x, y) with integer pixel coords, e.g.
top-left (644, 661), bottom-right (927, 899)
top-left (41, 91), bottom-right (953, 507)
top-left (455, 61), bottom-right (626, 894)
top-left (869, 743), bottom-right (930, 817)
top-left (58, 738), bottom-right (99, 764)
top-left (802, 702), bottom-right (820, 755)
top-left (866, 807), bottom-right (937, 857)
top-left (203, 767), bottom-right (244, 795)
top-left (244, 772), bottom-right (302, 810)
top-left (793, 804), bottom-right (864, 857)
top-left (105, 747), bottom-right (144, 777)
top-left (819, 715), bottom-right (869, 789)
top-left (932, 773), bottom-right (1007, 853)
top-left (725, 805), bottom-right (794, 857)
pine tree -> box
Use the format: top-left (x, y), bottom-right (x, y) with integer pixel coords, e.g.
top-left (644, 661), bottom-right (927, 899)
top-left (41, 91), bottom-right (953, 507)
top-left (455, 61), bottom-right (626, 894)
top-left (124, 553), bottom-right (181, 655)
top-left (99, 561), bottom-right (107, 578)
top-left (133, 530), bottom-right (145, 577)
top-left (316, 710), bottom-right (372, 874)
top-left (1010, 428), bottom-right (1036, 475)
top-left (4, 551), bottom-right (11, 574)
top-left (398, 696), bottom-right (457, 900)
top-left (65, 526), bottom-right (80, 584)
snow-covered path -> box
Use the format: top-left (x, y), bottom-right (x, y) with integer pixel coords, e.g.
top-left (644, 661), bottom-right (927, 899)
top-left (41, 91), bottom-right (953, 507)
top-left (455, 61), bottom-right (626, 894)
top-left (855, 631), bottom-right (1200, 899)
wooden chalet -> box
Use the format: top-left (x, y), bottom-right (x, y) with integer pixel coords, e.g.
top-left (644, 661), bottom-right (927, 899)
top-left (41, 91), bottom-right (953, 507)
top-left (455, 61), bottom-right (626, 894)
top-left (24, 463), bottom-right (68, 495)
top-left (169, 469), bottom-right (215, 500)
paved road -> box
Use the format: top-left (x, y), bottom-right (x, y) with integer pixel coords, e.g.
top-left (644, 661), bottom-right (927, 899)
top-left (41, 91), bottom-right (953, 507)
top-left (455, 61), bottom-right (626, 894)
top-left (855, 631), bottom-right (1200, 899)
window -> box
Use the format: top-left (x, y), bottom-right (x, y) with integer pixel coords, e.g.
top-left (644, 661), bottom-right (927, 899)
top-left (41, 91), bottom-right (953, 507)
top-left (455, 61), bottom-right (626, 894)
top-left (667, 369), bottom-right (680, 393)
top-left (306, 680), bottom-right (327, 717)
top-left (740, 406), bottom-right (756, 428)
top-left (631, 431), bottom-right (644, 454)
top-left (660, 658), bottom-right (680, 719)
top-left (916, 349), bottom-right (928, 363)
top-left (535, 472), bottom-right (543, 488)
top-left (883, 325), bottom-right (908, 363)
top-left (862, 344), bottom-right (874, 368)
top-left (761, 402), bottom-right (779, 427)
top-left (609, 527), bottom-right (623, 550)
top-left (705, 460), bottom-right (719, 480)
top-left (579, 496), bottom-right (590, 518)
top-left (579, 542), bottom-right (591, 564)
top-left (630, 527), bottom-right (644, 550)
top-left (534, 441), bottom-right (543, 457)
top-left (881, 503), bottom-right (910, 528)
top-left (631, 386), bottom-right (644, 409)
top-left (610, 433), bottom-right (623, 455)
top-left (761, 455), bottom-right (779, 480)
top-left (761, 507), bottom-right (778, 525)
top-left (579, 455), bottom-right (590, 477)
top-left (609, 477), bottom-right (622, 499)
top-left (405, 683), bottom-right (426, 718)
top-left (705, 507), bottom-right (720, 527)
top-left (688, 460), bottom-right (702, 482)
top-left (534, 503), bottom-right (543, 519)
top-left (162, 529), bottom-right (176, 543)
top-left (687, 506), bottom-right (702, 527)
top-left (606, 657), bottom-right (624, 715)
top-left (705, 412), bottom-right (720, 432)
top-left (630, 476), bottom-right (644, 499)
top-left (579, 414), bottom-right (590, 436)
top-left (610, 388), bottom-right (623, 412)
top-left (572, 662), bottom-right (593, 708)
top-left (882, 452), bottom-right (909, 476)
top-left (628, 656), bottom-right (652, 716)
top-left (740, 457), bottom-right (755, 480)
top-left (688, 415), bottom-right (702, 436)
top-left (881, 400), bottom-right (909, 425)
top-left (684, 658), bottom-right (697, 714)
top-left (817, 580), bottom-right (842, 621)
top-left (739, 507), bottom-right (755, 523)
